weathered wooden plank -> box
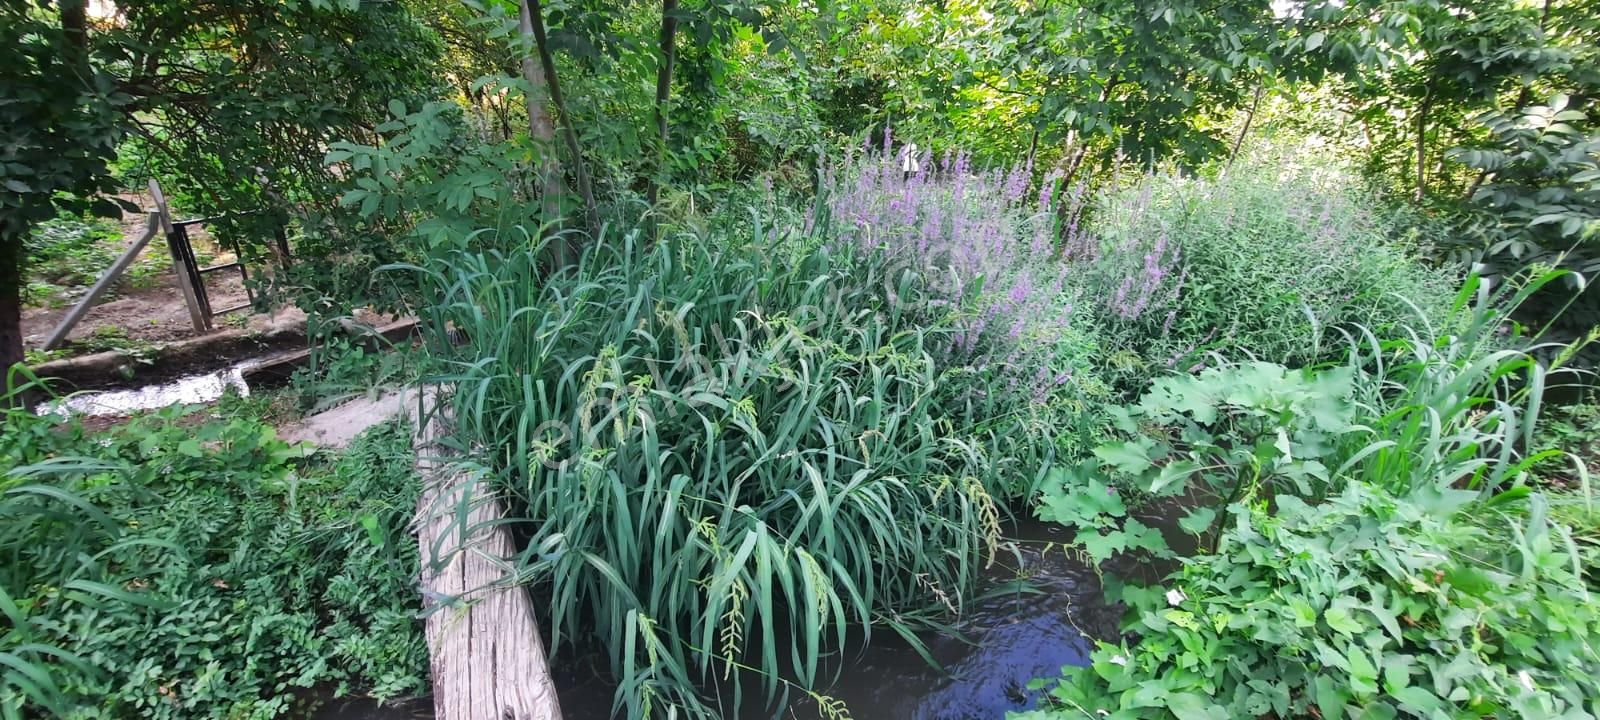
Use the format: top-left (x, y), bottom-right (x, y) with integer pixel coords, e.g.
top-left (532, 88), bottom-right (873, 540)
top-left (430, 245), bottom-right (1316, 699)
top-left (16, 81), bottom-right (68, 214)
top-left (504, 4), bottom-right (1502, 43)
top-left (149, 180), bottom-right (210, 332)
top-left (414, 400), bottom-right (563, 720)
top-left (42, 212), bottom-right (162, 351)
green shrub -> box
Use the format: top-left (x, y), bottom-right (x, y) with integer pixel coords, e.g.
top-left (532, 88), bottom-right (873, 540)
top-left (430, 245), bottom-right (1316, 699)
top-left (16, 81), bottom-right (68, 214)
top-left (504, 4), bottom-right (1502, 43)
top-left (24, 215), bottom-right (115, 307)
top-left (406, 214), bottom-right (1093, 717)
top-left (0, 404), bottom-right (427, 718)
top-left (289, 322), bottom-right (415, 413)
top-left (1023, 483), bottom-right (1600, 720)
top-left (22, 214), bottom-right (171, 309)
top-left (1039, 360), bottom-right (1361, 565)
top-left (1084, 152), bottom-right (1454, 370)
top-left (1532, 395), bottom-right (1599, 584)
top-left (1028, 269), bottom-right (1598, 720)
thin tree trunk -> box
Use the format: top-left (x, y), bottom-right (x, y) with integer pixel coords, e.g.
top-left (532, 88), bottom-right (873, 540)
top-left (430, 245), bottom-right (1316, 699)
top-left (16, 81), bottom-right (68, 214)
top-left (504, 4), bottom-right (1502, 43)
top-left (518, 0), bottom-right (572, 264)
top-left (646, 0), bottom-right (680, 214)
top-left (528, 0), bottom-right (600, 234)
top-left (1060, 73), bottom-right (1119, 190)
top-left (60, 0), bottom-right (88, 65)
top-left (4, 1), bottom-right (91, 407)
top-left (1229, 84), bottom-right (1264, 167)
top-left (1414, 88), bottom-right (1434, 203)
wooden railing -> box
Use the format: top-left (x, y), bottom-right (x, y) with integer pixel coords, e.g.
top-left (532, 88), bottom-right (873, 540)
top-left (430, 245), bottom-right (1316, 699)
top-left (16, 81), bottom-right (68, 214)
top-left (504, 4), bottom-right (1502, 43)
top-left (41, 212), bottom-right (162, 351)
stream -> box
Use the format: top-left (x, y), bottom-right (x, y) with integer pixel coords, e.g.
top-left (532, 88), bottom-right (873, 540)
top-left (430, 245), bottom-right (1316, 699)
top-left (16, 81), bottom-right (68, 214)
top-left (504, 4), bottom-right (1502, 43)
top-left (312, 519), bottom-right (1125, 720)
top-left (764, 521), bottom-right (1122, 720)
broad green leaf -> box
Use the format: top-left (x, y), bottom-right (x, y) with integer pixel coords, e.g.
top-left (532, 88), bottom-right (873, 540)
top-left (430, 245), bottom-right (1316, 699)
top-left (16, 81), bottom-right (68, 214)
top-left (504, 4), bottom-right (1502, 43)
top-left (1094, 439), bottom-right (1155, 475)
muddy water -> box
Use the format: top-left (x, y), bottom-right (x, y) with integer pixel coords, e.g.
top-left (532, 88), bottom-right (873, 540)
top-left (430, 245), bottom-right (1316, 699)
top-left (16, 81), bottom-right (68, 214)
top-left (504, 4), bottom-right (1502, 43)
top-left (753, 521), bottom-right (1121, 720)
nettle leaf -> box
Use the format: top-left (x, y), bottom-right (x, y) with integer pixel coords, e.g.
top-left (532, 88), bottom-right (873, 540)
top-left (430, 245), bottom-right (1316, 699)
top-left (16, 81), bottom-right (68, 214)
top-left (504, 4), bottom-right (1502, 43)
top-left (1166, 691), bottom-right (1226, 719)
top-left (1161, 609), bottom-right (1200, 631)
top-left (1148, 459), bottom-right (1202, 495)
top-left (1287, 596), bottom-right (1318, 628)
top-left (1346, 645), bottom-right (1378, 696)
top-left (1392, 686), bottom-right (1443, 714)
top-left (1323, 604), bottom-right (1362, 635)
top-left (1123, 519), bottom-right (1172, 557)
top-left (1314, 674), bottom-right (1348, 720)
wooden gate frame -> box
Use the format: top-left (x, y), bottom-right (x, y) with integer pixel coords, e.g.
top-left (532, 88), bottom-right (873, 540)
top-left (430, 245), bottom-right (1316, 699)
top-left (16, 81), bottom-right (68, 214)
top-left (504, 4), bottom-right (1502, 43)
top-left (40, 180), bottom-right (290, 349)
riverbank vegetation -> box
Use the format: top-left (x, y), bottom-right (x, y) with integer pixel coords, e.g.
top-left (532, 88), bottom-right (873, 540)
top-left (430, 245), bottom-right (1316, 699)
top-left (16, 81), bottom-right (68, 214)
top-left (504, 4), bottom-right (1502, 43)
top-left (4, 0), bottom-right (1599, 718)
top-left (1, 391), bottom-right (426, 716)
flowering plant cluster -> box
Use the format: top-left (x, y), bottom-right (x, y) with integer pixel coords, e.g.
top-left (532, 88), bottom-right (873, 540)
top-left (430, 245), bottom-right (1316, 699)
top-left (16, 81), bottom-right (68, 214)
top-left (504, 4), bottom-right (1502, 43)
top-left (819, 135), bottom-right (1088, 403)
top-left (1085, 155), bottom-right (1450, 367)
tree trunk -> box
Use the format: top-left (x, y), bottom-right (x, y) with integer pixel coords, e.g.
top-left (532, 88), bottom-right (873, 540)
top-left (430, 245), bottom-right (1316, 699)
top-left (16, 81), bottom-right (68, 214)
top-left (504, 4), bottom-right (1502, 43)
top-left (1, 230), bottom-right (27, 406)
top-left (518, 0), bottom-right (572, 264)
top-left (60, 0), bottom-right (88, 63)
top-left (646, 0), bottom-right (680, 214)
top-left (1414, 88), bottom-right (1434, 203)
top-left (1060, 73), bottom-right (1119, 190)
top-left (528, 0), bottom-right (600, 234)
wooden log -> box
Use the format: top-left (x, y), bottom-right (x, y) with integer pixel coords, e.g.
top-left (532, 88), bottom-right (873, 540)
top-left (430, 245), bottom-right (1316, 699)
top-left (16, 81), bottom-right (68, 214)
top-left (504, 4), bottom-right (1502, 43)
top-left (414, 401), bottom-right (563, 720)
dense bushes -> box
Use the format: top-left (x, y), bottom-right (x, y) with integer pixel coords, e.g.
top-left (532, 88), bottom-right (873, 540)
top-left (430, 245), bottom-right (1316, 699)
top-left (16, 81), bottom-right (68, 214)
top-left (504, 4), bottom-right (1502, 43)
top-left (1082, 152), bottom-right (1454, 370)
top-left (0, 405), bottom-right (426, 718)
top-left (1024, 269), bottom-right (1600, 719)
top-left (1025, 483), bottom-right (1600, 720)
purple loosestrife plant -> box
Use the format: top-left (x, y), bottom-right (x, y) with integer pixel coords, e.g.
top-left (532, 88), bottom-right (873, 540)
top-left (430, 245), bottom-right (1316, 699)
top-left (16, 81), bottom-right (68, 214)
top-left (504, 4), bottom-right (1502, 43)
top-left (820, 141), bottom-right (1089, 405)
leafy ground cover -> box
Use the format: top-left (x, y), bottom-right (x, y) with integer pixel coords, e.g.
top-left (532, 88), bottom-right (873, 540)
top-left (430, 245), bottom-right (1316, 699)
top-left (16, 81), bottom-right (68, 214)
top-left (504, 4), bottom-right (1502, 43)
top-left (0, 391), bottom-right (426, 718)
top-left (22, 213), bottom-right (173, 310)
top-left (7, 1), bottom-right (1600, 718)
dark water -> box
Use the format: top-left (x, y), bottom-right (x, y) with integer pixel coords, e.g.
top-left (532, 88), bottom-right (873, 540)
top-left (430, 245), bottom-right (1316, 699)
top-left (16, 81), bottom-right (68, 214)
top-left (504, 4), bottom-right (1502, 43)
top-left (307, 696), bottom-right (431, 720)
top-left (770, 521), bottom-right (1121, 720)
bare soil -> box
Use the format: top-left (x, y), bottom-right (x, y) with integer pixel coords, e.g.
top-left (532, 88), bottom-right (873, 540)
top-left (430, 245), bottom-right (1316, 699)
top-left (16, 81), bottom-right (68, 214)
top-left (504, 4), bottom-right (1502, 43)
top-left (21, 196), bottom-right (293, 356)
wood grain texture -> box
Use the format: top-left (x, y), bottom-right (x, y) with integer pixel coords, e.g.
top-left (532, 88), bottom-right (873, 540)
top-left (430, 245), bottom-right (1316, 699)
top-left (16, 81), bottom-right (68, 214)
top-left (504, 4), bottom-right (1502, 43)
top-left (415, 405), bottom-right (563, 720)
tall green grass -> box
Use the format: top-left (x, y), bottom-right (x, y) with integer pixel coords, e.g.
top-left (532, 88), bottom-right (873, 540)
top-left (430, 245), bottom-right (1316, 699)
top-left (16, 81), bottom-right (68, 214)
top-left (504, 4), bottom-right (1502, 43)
top-left (406, 220), bottom-right (1063, 716)
top-left (1084, 150), bottom-right (1454, 371)
top-left (1335, 269), bottom-right (1596, 498)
